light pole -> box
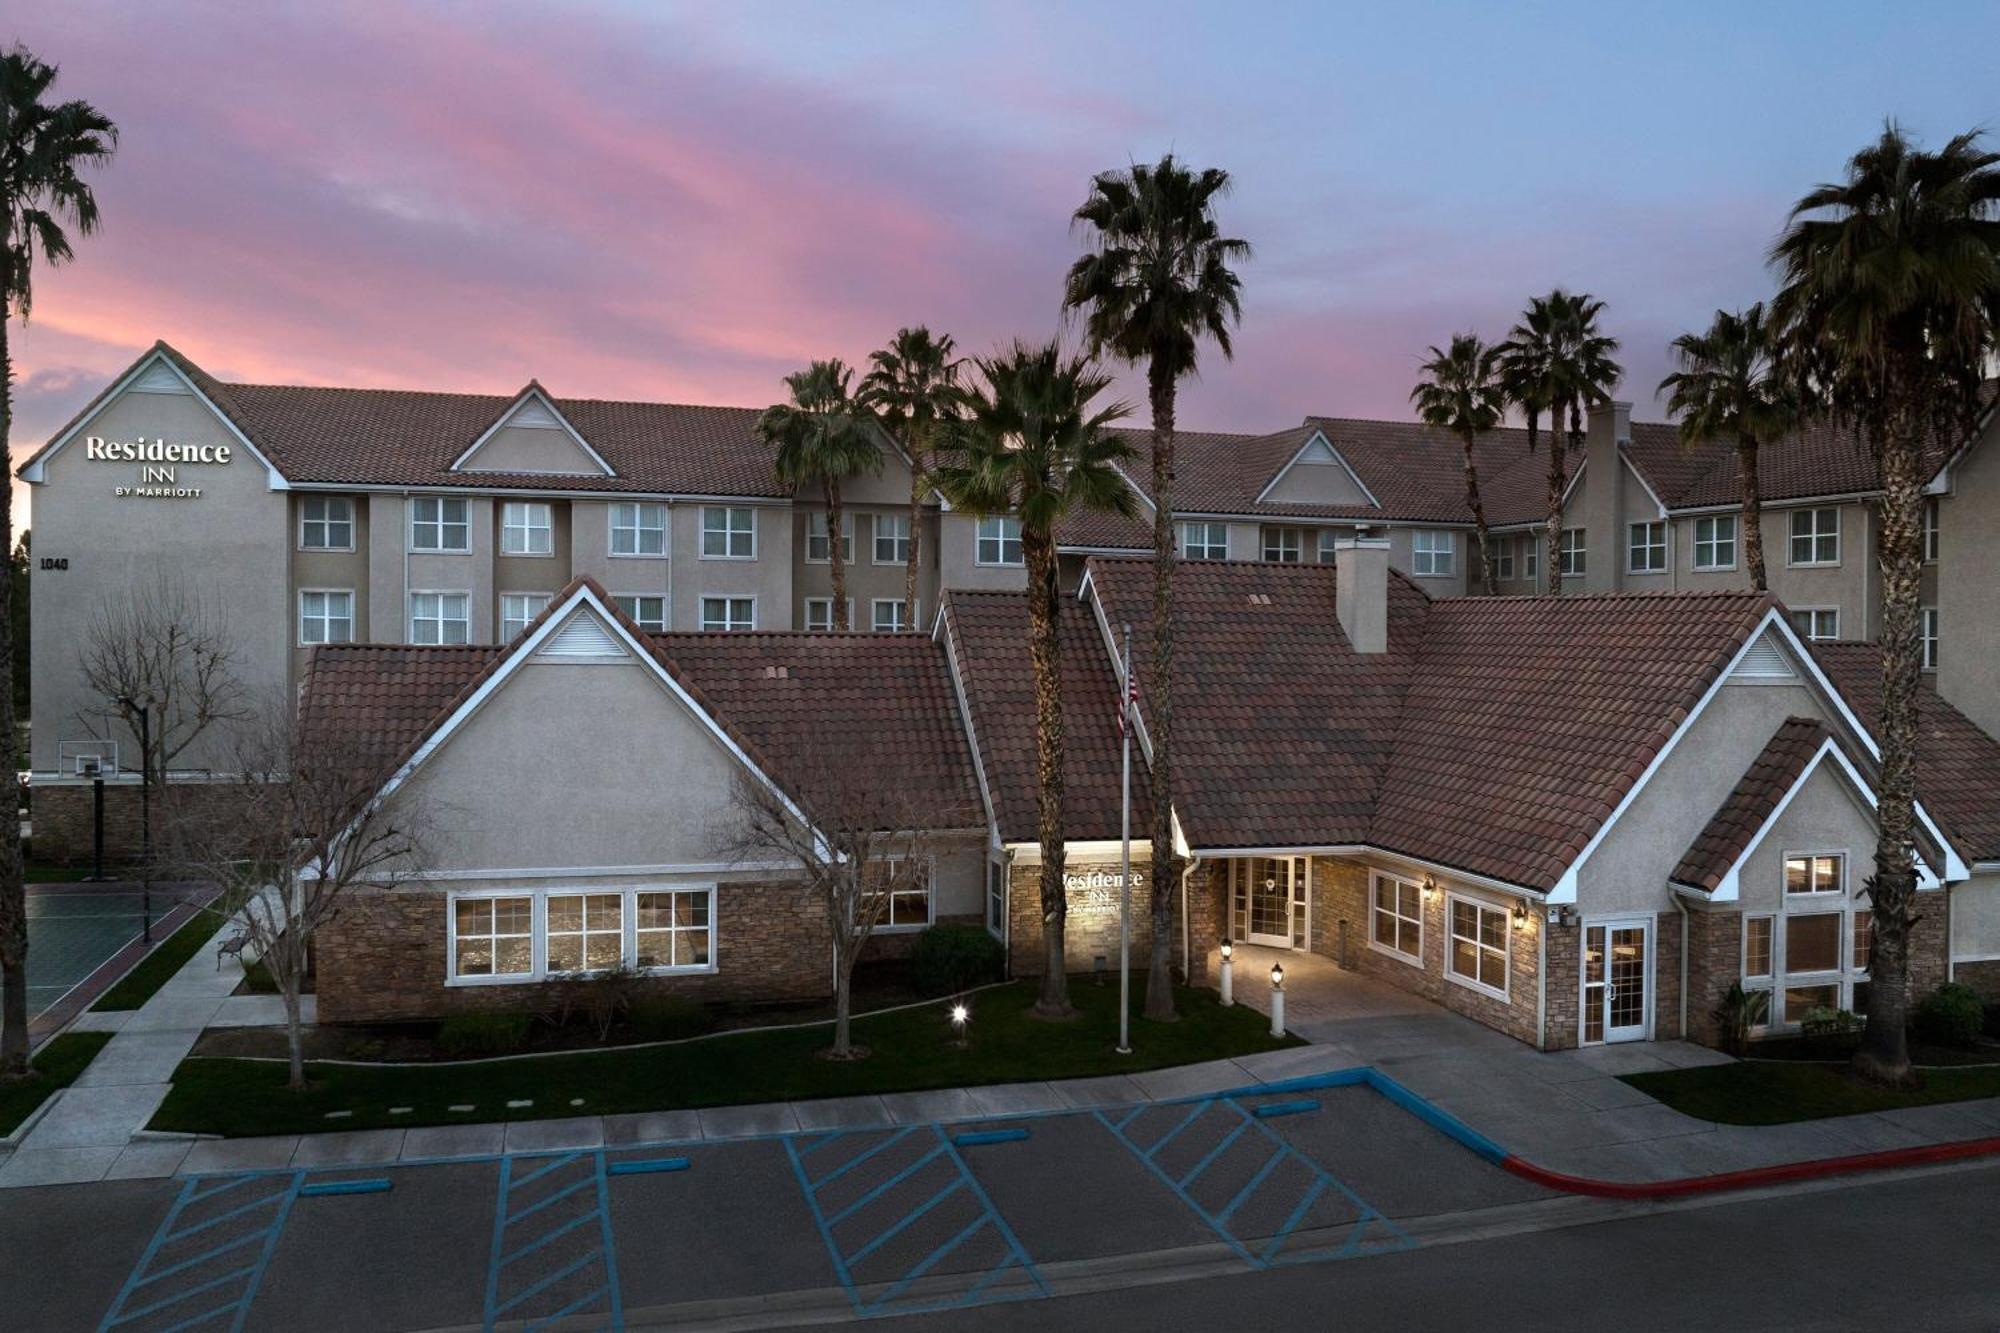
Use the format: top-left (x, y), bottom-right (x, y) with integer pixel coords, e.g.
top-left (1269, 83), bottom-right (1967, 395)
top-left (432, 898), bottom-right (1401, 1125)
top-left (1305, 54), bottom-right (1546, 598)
top-left (120, 696), bottom-right (153, 945)
top-left (1269, 961), bottom-right (1286, 1039)
top-left (1219, 937), bottom-right (1234, 1007)
top-left (1116, 622), bottom-right (1134, 1056)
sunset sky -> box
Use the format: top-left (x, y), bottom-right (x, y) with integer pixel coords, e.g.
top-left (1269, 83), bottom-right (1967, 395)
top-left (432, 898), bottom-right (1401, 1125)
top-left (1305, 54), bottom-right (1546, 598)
top-left (8, 2), bottom-right (1999, 523)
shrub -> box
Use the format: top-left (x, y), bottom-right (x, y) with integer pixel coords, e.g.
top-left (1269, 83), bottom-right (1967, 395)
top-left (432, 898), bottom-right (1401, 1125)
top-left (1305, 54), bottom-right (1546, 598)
top-left (1798, 1006), bottom-right (1862, 1055)
top-left (1912, 983), bottom-right (1985, 1049)
top-left (628, 995), bottom-right (711, 1042)
top-left (910, 924), bottom-right (1004, 998)
top-left (1712, 982), bottom-right (1769, 1055)
top-left (437, 1012), bottom-right (533, 1058)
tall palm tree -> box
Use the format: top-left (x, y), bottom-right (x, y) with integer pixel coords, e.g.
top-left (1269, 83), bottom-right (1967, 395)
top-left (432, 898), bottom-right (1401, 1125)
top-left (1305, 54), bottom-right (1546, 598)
top-left (1657, 304), bottom-right (1795, 592)
top-left (0, 46), bottom-right (116, 1078)
top-left (859, 328), bottom-right (961, 624)
top-left (931, 342), bottom-right (1135, 1018)
top-left (1499, 291), bottom-right (1621, 595)
top-left (1064, 155), bottom-right (1248, 1021)
top-left (759, 360), bottom-right (880, 631)
top-left (1411, 333), bottom-right (1506, 595)
top-left (1772, 125), bottom-right (2000, 1086)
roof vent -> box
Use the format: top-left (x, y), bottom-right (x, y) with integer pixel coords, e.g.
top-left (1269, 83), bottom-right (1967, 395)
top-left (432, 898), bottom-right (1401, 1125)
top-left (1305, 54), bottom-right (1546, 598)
top-left (508, 397), bottom-right (563, 430)
top-left (535, 613), bottom-right (627, 661)
top-left (1730, 631), bottom-right (1796, 682)
top-left (763, 664), bottom-right (790, 679)
top-left (1247, 593), bottom-right (1273, 607)
top-left (131, 360), bottom-right (190, 395)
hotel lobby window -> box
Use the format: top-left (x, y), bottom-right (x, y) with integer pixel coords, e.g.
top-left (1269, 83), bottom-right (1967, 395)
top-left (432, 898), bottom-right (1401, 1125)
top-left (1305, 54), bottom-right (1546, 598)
top-left (410, 496), bottom-right (470, 552)
top-left (614, 594), bottom-right (667, 632)
top-left (298, 590), bottom-right (354, 646)
top-left (410, 591), bottom-right (470, 645)
top-left (610, 502), bottom-right (667, 556)
top-left (299, 496), bottom-right (354, 550)
top-left (701, 596), bottom-right (755, 631)
top-left (500, 592), bottom-right (551, 639)
top-left (976, 515), bottom-right (1023, 566)
top-left (501, 501), bottom-right (553, 555)
top-left (702, 506), bottom-right (755, 559)
top-left (1447, 896), bottom-right (1509, 998)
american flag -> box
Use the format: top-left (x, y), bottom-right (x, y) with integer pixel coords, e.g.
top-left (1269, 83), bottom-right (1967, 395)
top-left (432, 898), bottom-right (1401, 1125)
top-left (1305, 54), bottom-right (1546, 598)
top-left (1118, 669), bottom-right (1139, 736)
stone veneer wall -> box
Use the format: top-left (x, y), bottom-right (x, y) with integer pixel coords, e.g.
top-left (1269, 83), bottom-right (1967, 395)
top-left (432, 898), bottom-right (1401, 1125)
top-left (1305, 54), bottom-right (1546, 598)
top-left (1652, 910), bottom-right (1685, 1042)
top-left (1310, 857), bottom-right (1543, 1047)
top-left (1958, 959), bottom-right (2000, 998)
top-left (317, 878), bottom-right (831, 1023)
top-left (1004, 857), bottom-right (1220, 982)
top-left (1542, 920), bottom-right (1580, 1051)
top-left (32, 781), bottom-right (258, 864)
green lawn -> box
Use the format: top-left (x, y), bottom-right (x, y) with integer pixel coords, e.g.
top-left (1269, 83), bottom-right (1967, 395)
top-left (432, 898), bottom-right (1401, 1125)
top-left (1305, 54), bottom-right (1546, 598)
top-left (93, 909), bottom-right (226, 1012)
top-left (0, 1032), bottom-right (115, 1137)
top-left (1624, 1059), bottom-right (2000, 1125)
top-left (151, 980), bottom-right (1298, 1137)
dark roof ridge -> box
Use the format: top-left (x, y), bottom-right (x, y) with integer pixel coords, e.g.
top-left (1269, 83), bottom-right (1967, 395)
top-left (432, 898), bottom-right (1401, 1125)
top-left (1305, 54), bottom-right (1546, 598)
top-left (219, 377), bottom-right (767, 416)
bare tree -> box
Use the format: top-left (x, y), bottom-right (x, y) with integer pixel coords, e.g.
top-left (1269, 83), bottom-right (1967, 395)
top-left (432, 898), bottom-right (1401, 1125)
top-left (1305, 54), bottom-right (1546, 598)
top-left (726, 743), bottom-right (974, 1059)
top-left (160, 698), bottom-right (433, 1090)
top-left (77, 574), bottom-right (249, 782)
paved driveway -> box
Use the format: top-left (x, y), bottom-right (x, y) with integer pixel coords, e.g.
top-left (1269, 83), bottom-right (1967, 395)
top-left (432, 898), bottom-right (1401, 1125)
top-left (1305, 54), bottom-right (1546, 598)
top-left (0, 1076), bottom-right (1554, 1331)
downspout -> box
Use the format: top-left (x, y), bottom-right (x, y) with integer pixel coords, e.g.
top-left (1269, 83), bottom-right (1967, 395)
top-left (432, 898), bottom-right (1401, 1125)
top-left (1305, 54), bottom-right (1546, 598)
top-left (1535, 905), bottom-right (1547, 1049)
top-left (402, 489), bottom-right (412, 643)
top-left (665, 500), bottom-right (675, 628)
top-left (1180, 853), bottom-right (1203, 982)
top-left (1672, 894), bottom-right (1692, 1041)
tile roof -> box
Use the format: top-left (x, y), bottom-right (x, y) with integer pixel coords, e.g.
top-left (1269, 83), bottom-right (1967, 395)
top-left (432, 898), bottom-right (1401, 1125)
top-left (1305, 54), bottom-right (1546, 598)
top-left (1670, 717), bottom-right (1830, 893)
top-left (296, 643), bottom-right (497, 782)
top-left (1054, 502), bottom-right (1154, 552)
top-left (1813, 642), bottom-right (2000, 863)
top-left (940, 591), bottom-right (1151, 843)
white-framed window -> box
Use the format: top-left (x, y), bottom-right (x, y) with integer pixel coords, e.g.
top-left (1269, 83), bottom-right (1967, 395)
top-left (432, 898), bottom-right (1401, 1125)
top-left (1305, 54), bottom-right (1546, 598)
top-left (615, 594), bottom-right (667, 631)
top-left (871, 599), bottom-right (916, 633)
top-left (299, 496), bottom-right (354, 551)
top-left (803, 598), bottom-right (851, 633)
top-left (298, 589), bottom-right (354, 646)
top-left (450, 895), bottom-right (535, 980)
top-left (874, 513), bottom-right (912, 565)
top-left (701, 596), bottom-right (755, 632)
top-left (1791, 607), bottom-right (1839, 642)
top-left (409, 591), bottom-right (470, 645)
top-left (1778, 911), bottom-right (1843, 1024)
top-left (1524, 538), bottom-right (1539, 580)
top-left (1411, 530), bottom-right (1456, 577)
top-left (1494, 541), bottom-right (1516, 581)
top-left (1262, 526), bottom-right (1302, 563)
top-left (609, 502), bottom-right (667, 557)
top-left (1922, 607), bottom-right (1939, 671)
top-left (1627, 521), bottom-right (1666, 574)
top-left (1558, 527), bottom-right (1586, 577)
top-left (1446, 894), bottom-right (1510, 1000)
top-left (976, 515), bottom-right (1023, 566)
top-left (546, 891), bottom-right (625, 974)
top-left (1788, 507), bottom-right (1840, 566)
top-left (1693, 514), bottom-right (1737, 571)
top-left (701, 506), bottom-right (756, 559)
top-left (985, 857), bottom-right (1006, 938)
top-left (410, 495), bottom-right (470, 552)
top-left (1744, 914), bottom-right (1774, 981)
top-left (805, 511), bottom-right (854, 564)
top-left (878, 860), bottom-right (934, 931)
top-left (500, 501), bottom-right (553, 555)
top-left (1316, 530), bottom-right (1340, 565)
top-left (1180, 521), bottom-right (1228, 561)
top-left (1785, 852), bottom-right (1844, 897)
top-left (500, 592), bottom-right (551, 639)
top-left (1923, 498), bottom-right (1940, 565)
top-left (1369, 871), bottom-right (1423, 965)
top-left (634, 889), bottom-right (713, 971)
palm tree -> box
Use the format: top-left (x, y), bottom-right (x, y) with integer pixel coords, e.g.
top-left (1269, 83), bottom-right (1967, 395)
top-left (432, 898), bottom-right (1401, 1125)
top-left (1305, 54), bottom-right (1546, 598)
top-left (1499, 291), bottom-right (1621, 595)
top-left (759, 360), bottom-right (880, 631)
top-left (1064, 155), bottom-right (1248, 1021)
top-left (859, 328), bottom-right (962, 624)
top-left (0, 46), bottom-right (116, 1078)
top-left (1657, 304), bottom-right (1794, 592)
top-left (931, 342), bottom-right (1135, 1018)
top-left (1411, 334), bottom-right (1506, 595)
top-left (1771, 125), bottom-right (2000, 1086)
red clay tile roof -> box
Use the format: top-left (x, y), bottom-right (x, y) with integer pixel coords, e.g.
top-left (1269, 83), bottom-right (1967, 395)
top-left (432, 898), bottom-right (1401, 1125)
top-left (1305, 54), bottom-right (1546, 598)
top-left (296, 643), bottom-right (497, 782)
top-left (1670, 717), bottom-right (1831, 893)
top-left (1055, 502), bottom-right (1154, 552)
top-left (940, 591), bottom-right (1152, 843)
top-left (1813, 642), bottom-right (2000, 863)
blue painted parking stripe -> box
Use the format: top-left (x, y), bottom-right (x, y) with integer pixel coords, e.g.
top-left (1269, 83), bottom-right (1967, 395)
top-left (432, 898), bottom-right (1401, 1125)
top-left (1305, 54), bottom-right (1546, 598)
top-left (505, 1173), bottom-right (594, 1225)
top-left (809, 1123), bottom-right (915, 1190)
top-left (493, 1251), bottom-right (600, 1316)
top-left (845, 1178), bottom-right (964, 1267)
top-left (606, 1156), bottom-right (690, 1176)
top-left (1178, 1116), bottom-right (1251, 1190)
top-left (1216, 1140), bottom-right (1288, 1223)
top-left (1110, 1104), bottom-right (1145, 1131)
top-left (508, 1150), bottom-right (582, 1193)
top-left (952, 1128), bottom-right (1029, 1147)
top-left (1260, 1176), bottom-right (1328, 1263)
top-left (160, 1189), bottom-right (295, 1244)
top-left (798, 1130), bottom-right (846, 1158)
top-left (934, 1128), bottom-right (1046, 1300)
top-left (99, 1170), bottom-right (304, 1333)
top-left (108, 1265), bottom-right (260, 1326)
top-left (1363, 1069), bottom-right (1510, 1163)
top-left (871, 1213), bottom-right (990, 1309)
top-left (499, 1208), bottom-right (598, 1267)
top-left (299, 1178), bottom-right (391, 1197)
top-left (484, 1150), bottom-right (621, 1332)
top-left (1252, 1098), bottom-right (1320, 1119)
top-left (826, 1143), bottom-right (945, 1226)
top-left (130, 1228), bottom-right (265, 1287)
top-left (1144, 1100), bottom-right (1212, 1159)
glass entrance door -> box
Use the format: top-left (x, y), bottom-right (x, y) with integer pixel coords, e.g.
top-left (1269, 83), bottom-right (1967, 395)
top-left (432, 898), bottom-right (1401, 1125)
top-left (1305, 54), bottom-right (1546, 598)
top-left (1231, 857), bottom-right (1307, 949)
top-left (1583, 920), bottom-right (1649, 1044)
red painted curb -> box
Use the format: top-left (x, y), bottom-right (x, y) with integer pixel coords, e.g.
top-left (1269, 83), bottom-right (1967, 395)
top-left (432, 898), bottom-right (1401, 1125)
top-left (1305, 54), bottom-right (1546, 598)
top-left (1502, 1133), bottom-right (2000, 1200)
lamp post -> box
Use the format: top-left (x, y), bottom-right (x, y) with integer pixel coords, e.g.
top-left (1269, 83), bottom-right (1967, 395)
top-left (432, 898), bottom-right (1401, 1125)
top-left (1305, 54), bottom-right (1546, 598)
top-left (949, 1001), bottom-right (970, 1050)
top-left (1219, 937), bottom-right (1234, 1007)
top-left (120, 696), bottom-right (153, 944)
top-left (1269, 961), bottom-right (1286, 1039)
top-left (1116, 622), bottom-right (1134, 1057)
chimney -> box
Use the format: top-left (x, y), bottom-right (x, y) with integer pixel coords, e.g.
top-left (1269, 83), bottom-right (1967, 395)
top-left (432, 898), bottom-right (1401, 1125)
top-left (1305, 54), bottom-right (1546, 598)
top-left (1587, 399), bottom-right (1632, 450)
top-left (1334, 535), bottom-right (1391, 654)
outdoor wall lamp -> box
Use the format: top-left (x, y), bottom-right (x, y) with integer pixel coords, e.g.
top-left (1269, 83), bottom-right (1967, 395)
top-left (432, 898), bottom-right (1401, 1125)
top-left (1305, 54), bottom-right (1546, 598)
top-left (1512, 902), bottom-right (1530, 930)
top-left (1422, 874), bottom-right (1438, 901)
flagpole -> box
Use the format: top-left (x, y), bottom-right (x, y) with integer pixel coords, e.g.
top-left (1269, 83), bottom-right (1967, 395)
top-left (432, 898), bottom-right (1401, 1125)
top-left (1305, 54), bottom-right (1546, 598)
top-left (1118, 621), bottom-right (1133, 1056)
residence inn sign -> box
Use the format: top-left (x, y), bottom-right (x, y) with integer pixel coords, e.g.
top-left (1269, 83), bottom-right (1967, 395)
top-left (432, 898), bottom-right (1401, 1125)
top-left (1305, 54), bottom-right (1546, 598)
top-left (85, 434), bottom-right (232, 498)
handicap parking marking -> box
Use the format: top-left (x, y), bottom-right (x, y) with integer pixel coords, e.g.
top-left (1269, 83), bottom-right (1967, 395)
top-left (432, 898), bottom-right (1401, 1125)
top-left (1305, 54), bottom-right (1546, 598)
top-left (484, 1150), bottom-right (622, 1332)
top-left (787, 1122), bottom-right (1046, 1318)
top-left (1097, 1094), bottom-right (1415, 1270)
top-left (98, 1169), bottom-right (305, 1333)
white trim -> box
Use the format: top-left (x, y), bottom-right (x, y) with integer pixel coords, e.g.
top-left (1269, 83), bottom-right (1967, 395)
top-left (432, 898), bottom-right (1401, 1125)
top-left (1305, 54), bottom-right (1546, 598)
top-left (297, 495), bottom-right (357, 552)
top-left (17, 347), bottom-right (291, 490)
top-left (698, 506), bottom-right (759, 561)
top-left (1624, 520), bottom-right (1668, 575)
top-left (499, 591), bottom-right (556, 641)
top-left (1006, 839), bottom-right (1158, 864)
top-left (1785, 505), bottom-right (1843, 568)
top-left (872, 511), bottom-right (914, 566)
top-left (1789, 605), bottom-right (1841, 642)
top-left (1252, 429), bottom-right (1382, 508)
top-left (296, 587), bottom-right (357, 648)
top-left (607, 500), bottom-right (671, 559)
top-left (1690, 512), bottom-right (1740, 572)
top-left (933, 604), bottom-right (1001, 844)
top-left (973, 515), bottom-right (1025, 568)
top-left (610, 592), bottom-right (669, 633)
top-left (870, 597), bottom-right (917, 634)
top-left (449, 385), bottom-right (616, 477)
top-left (1443, 890), bottom-right (1512, 1003)
top-left (408, 495), bottom-right (473, 555)
top-left (801, 597), bottom-right (853, 633)
top-left (698, 594), bottom-right (757, 632)
top-left (1366, 869), bottom-right (1425, 967)
top-left (1577, 914), bottom-right (1656, 1044)
top-left (444, 883), bottom-right (718, 985)
top-left (802, 510), bottom-right (856, 565)
top-left (406, 588), bottom-right (472, 645)
top-left (1620, 452), bottom-right (1668, 519)
top-left (498, 499), bottom-right (557, 557)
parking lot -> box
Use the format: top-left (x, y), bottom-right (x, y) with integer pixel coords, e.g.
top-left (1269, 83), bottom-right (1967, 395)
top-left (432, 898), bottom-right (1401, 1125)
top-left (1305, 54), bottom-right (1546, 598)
top-left (2, 1076), bottom-right (1558, 1331)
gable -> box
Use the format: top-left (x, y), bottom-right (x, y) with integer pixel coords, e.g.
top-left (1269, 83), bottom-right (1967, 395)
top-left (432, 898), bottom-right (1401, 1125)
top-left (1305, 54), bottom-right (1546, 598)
top-left (1257, 433), bottom-right (1378, 507)
top-left (453, 389), bottom-right (614, 476)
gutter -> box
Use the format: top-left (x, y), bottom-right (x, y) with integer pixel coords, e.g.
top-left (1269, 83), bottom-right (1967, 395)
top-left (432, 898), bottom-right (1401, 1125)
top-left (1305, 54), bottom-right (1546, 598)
top-left (1181, 853), bottom-right (1203, 980)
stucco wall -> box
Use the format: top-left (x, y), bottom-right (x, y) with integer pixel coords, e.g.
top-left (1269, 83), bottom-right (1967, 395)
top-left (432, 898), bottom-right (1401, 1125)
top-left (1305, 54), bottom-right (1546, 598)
top-left (791, 504), bottom-right (940, 628)
top-left (1731, 761), bottom-right (1879, 912)
top-left (290, 492), bottom-right (370, 677)
top-left (669, 502), bottom-right (792, 630)
top-left (1951, 869), bottom-right (2000, 968)
top-left (937, 513), bottom-right (1028, 594)
top-left (1937, 417), bottom-right (2000, 737)
top-left (458, 420), bottom-right (604, 474)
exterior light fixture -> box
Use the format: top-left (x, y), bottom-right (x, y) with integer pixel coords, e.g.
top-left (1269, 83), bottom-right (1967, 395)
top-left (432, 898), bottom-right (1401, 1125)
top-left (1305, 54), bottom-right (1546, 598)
top-left (1422, 874), bottom-right (1438, 900)
top-left (1512, 902), bottom-right (1529, 930)
top-left (1270, 962), bottom-right (1284, 989)
top-left (1268, 962), bottom-right (1286, 1039)
top-left (1219, 937), bottom-right (1233, 960)
top-left (949, 1001), bottom-right (970, 1048)
top-left (1219, 938), bottom-right (1235, 1007)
